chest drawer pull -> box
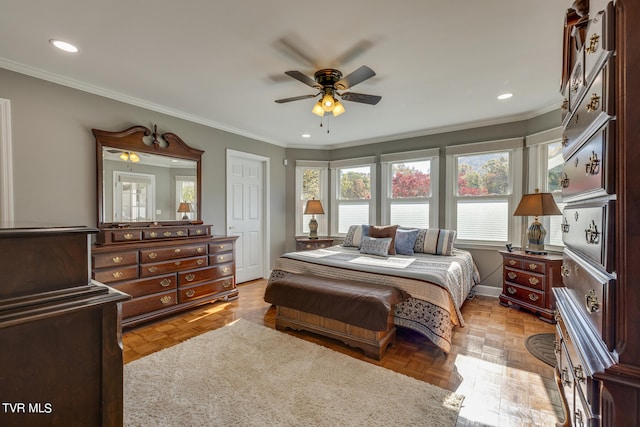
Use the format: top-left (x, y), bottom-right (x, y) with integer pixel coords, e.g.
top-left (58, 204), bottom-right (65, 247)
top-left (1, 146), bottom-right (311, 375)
top-left (562, 136), bottom-right (568, 147)
top-left (529, 277), bottom-right (540, 286)
top-left (185, 289), bottom-right (196, 298)
top-left (218, 255), bottom-right (225, 262)
top-left (560, 172), bottom-right (570, 189)
top-left (561, 264), bottom-right (570, 277)
top-left (174, 248), bottom-right (182, 254)
top-left (561, 368), bottom-right (572, 387)
top-left (197, 259), bottom-right (204, 265)
top-left (586, 33), bottom-right (600, 54)
top-left (585, 151), bottom-right (600, 175)
top-left (112, 256), bottom-right (123, 264)
top-left (112, 271), bottom-right (123, 279)
top-left (585, 289), bottom-right (600, 313)
top-left (575, 409), bottom-right (584, 427)
top-left (148, 266), bottom-right (158, 273)
top-left (124, 233), bottom-right (134, 240)
top-left (150, 231), bottom-right (158, 238)
top-left (195, 229), bottom-right (203, 235)
top-left (218, 245), bottom-right (225, 249)
top-left (177, 230), bottom-right (185, 236)
top-left (508, 260), bottom-right (517, 266)
top-left (160, 295), bottom-right (172, 305)
top-left (148, 252), bottom-right (158, 259)
top-left (528, 263), bottom-right (538, 270)
top-left (561, 99), bottom-right (568, 112)
top-left (222, 280), bottom-right (231, 288)
top-left (174, 261), bottom-right (181, 266)
top-left (561, 217), bottom-right (570, 233)
top-left (585, 220), bottom-right (600, 244)
top-left (160, 278), bottom-right (172, 287)
top-left (528, 293), bottom-right (539, 302)
top-left (574, 365), bottom-right (585, 383)
top-left (507, 272), bottom-right (517, 280)
top-left (554, 310), bottom-right (561, 322)
top-left (222, 267), bottom-right (231, 274)
top-left (185, 273), bottom-right (195, 282)
top-left (164, 231), bottom-right (172, 237)
top-left (197, 247), bottom-right (204, 253)
top-left (507, 286), bottom-right (516, 295)
top-left (554, 340), bottom-right (561, 354)
top-left (586, 93), bottom-right (601, 113)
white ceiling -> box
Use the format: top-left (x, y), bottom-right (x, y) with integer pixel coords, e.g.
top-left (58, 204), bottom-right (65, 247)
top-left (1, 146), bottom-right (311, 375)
top-left (0, 1), bottom-right (567, 149)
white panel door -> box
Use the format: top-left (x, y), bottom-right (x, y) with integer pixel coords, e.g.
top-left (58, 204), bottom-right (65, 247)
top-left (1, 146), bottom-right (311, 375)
top-left (227, 152), bottom-right (264, 283)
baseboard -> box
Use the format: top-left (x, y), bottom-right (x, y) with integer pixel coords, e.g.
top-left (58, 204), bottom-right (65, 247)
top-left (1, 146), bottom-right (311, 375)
top-left (472, 284), bottom-right (501, 298)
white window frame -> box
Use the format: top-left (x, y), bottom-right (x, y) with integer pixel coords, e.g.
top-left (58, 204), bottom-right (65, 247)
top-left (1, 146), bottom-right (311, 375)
top-left (525, 127), bottom-right (565, 252)
top-left (380, 148), bottom-right (439, 228)
top-left (295, 160), bottom-right (329, 237)
top-left (113, 171), bottom-right (156, 222)
top-left (445, 138), bottom-right (524, 249)
top-left (330, 156), bottom-right (377, 236)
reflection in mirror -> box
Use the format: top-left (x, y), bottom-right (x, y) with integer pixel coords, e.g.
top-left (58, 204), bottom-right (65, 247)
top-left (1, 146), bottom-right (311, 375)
top-left (102, 147), bottom-right (198, 223)
top-left (93, 125), bottom-right (203, 227)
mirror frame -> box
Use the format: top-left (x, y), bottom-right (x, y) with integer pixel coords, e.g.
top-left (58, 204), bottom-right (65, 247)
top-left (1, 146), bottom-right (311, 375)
top-left (93, 125), bottom-right (203, 228)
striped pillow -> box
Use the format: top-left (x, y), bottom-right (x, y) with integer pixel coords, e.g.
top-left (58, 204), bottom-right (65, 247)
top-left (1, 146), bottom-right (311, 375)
top-left (343, 225), bottom-right (364, 248)
top-left (414, 228), bottom-right (456, 256)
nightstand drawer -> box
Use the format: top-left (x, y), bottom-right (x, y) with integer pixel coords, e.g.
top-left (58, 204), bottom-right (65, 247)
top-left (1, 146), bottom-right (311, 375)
top-left (503, 284), bottom-right (545, 309)
top-left (504, 267), bottom-right (545, 291)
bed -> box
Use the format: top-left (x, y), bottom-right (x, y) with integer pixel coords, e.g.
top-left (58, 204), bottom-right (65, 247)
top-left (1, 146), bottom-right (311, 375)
top-left (267, 227), bottom-right (480, 354)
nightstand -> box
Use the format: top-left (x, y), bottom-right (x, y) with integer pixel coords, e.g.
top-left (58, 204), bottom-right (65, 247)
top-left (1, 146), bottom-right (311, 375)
top-left (295, 237), bottom-right (334, 251)
top-left (498, 250), bottom-right (563, 323)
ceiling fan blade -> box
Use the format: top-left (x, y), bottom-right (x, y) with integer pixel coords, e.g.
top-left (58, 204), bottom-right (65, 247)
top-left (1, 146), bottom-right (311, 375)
top-left (285, 70), bottom-right (321, 89)
top-left (329, 40), bottom-right (374, 68)
top-left (335, 65), bottom-right (376, 90)
top-left (275, 36), bottom-right (319, 69)
top-left (339, 92), bottom-right (382, 105)
top-left (274, 93), bottom-right (319, 103)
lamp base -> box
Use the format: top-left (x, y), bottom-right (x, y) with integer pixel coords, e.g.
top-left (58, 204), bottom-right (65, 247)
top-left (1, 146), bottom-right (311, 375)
top-left (308, 217), bottom-right (318, 239)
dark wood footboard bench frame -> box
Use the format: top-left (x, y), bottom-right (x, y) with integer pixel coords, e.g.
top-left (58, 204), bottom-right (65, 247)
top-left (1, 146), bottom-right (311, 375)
top-left (265, 274), bottom-right (409, 360)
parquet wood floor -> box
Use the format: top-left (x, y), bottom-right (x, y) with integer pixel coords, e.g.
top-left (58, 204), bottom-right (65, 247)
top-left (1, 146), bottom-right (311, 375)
top-left (123, 279), bottom-right (564, 427)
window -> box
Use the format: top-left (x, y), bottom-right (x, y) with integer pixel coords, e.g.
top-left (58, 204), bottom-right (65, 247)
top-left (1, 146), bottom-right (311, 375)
top-left (381, 148), bottom-right (439, 228)
top-left (330, 156), bottom-right (376, 235)
top-left (113, 171), bottom-right (155, 222)
top-left (446, 138), bottom-right (523, 246)
top-left (175, 175), bottom-right (197, 220)
top-left (295, 161), bottom-right (328, 236)
top-left (526, 127), bottom-right (565, 250)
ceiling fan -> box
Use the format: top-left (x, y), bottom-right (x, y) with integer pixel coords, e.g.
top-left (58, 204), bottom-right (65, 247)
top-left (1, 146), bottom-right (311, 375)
top-left (275, 66), bottom-right (381, 117)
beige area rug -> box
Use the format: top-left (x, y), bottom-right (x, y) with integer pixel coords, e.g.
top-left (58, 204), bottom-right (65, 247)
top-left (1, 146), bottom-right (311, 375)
top-left (124, 319), bottom-right (464, 427)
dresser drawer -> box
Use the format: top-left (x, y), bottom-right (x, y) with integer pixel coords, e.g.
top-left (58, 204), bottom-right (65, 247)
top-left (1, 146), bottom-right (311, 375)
top-left (142, 227), bottom-right (189, 240)
top-left (562, 59), bottom-right (614, 159)
top-left (562, 122), bottom-right (615, 201)
top-left (178, 277), bottom-right (236, 303)
top-left (140, 255), bottom-right (208, 277)
top-left (503, 256), bottom-right (522, 269)
top-left (104, 229), bottom-right (142, 243)
top-left (92, 250), bottom-right (138, 269)
top-left (504, 267), bottom-right (545, 291)
top-left (561, 248), bottom-right (615, 349)
top-left (209, 252), bottom-right (234, 265)
top-left (584, 3), bottom-right (615, 86)
top-left (140, 244), bottom-right (207, 263)
top-left (502, 284), bottom-right (545, 309)
top-left (209, 241), bottom-right (234, 254)
top-left (121, 290), bottom-right (177, 318)
top-left (188, 225), bottom-right (210, 237)
top-left (109, 273), bottom-right (176, 298)
top-left (92, 265), bottom-right (139, 284)
top-left (178, 264), bottom-right (234, 286)
top-left (562, 201), bottom-right (615, 272)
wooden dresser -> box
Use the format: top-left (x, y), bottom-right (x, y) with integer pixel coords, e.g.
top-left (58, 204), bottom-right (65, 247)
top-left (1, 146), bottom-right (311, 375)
top-left (0, 225), bottom-right (129, 427)
top-left (92, 225), bottom-right (238, 327)
top-left (499, 250), bottom-right (563, 323)
top-left (554, 1), bottom-right (640, 425)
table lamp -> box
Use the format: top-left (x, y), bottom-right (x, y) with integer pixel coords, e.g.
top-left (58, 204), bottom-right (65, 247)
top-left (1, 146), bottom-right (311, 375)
top-left (513, 189), bottom-right (561, 254)
top-left (177, 202), bottom-right (193, 220)
top-left (303, 199), bottom-right (324, 239)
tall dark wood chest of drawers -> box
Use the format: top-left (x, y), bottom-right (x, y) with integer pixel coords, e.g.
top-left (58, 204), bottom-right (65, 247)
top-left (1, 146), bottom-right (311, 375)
top-left (92, 225), bottom-right (238, 327)
top-left (0, 225), bottom-right (130, 427)
top-left (554, 1), bottom-right (640, 425)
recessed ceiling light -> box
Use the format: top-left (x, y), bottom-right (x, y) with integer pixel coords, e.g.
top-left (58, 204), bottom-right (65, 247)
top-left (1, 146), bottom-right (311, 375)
top-left (497, 93), bottom-right (513, 100)
top-left (301, 134), bottom-right (311, 138)
top-left (49, 39), bottom-right (79, 53)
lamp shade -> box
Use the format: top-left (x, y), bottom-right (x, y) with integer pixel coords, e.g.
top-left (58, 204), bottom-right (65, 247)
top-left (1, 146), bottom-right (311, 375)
top-left (513, 189), bottom-right (561, 217)
top-left (177, 202), bottom-right (192, 213)
top-left (304, 199), bottom-right (324, 215)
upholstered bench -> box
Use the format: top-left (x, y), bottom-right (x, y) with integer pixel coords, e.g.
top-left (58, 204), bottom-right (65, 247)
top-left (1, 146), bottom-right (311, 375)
top-left (264, 274), bottom-right (409, 360)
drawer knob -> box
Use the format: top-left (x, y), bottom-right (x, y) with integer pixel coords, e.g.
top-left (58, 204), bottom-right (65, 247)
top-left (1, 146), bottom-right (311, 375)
top-left (529, 277), bottom-right (540, 286)
top-left (164, 231), bottom-right (172, 237)
top-left (112, 271), bottom-right (123, 279)
top-left (196, 229), bottom-right (203, 235)
top-left (561, 368), bottom-right (572, 387)
top-left (148, 252), bottom-right (158, 259)
top-left (174, 248), bottom-right (182, 254)
top-left (507, 286), bottom-right (517, 295)
top-left (585, 220), bottom-right (600, 244)
top-left (222, 267), bottom-right (231, 274)
top-left (174, 261), bottom-right (181, 266)
top-left (528, 263), bottom-right (538, 270)
top-left (560, 172), bottom-right (570, 189)
top-left (177, 230), bottom-right (185, 236)
top-left (585, 289), bottom-right (600, 313)
top-left (150, 231), bottom-right (158, 238)
top-left (561, 217), bottom-right (570, 233)
top-left (554, 340), bottom-right (561, 354)
top-left (561, 98), bottom-right (568, 111)
top-left (586, 93), bottom-right (600, 113)
top-left (148, 266), bottom-right (158, 273)
top-left (585, 151), bottom-right (600, 175)
top-left (197, 259), bottom-right (204, 265)
top-left (186, 289), bottom-right (196, 298)
top-left (586, 33), bottom-right (600, 54)
top-left (528, 293), bottom-right (539, 302)
top-left (185, 273), bottom-right (195, 282)
top-left (218, 255), bottom-right (225, 261)
top-left (561, 264), bottom-right (570, 277)
top-left (574, 365), bottom-right (585, 383)
top-left (197, 247), bottom-right (204, 253)
top-left (112, 256), bottom-right (123, 264)
top-left (561, 136), bottom-right (568, 147)
top-left (507, 272), bottom-right (517, 280)
top-left (219, 245), bottom-right (225, 249)
top-left (160, 295), bottom-right (172, 305)
top-left (124, 233), bottom-right (133, 240)
top-left (223, 280), bottom-right (231, 288)
top-left (508, 260), bottom-right (517, 266)
top-left (160, 278), bottom-right (172, 287)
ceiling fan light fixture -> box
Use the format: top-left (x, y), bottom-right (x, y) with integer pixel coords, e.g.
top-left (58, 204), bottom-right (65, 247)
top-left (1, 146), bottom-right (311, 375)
top-left (321, 92), bottom-right (335, 112)
top-left (332, 101), bottom-right (345, 117)
top-left (312, 101), bottom-right (325, 116)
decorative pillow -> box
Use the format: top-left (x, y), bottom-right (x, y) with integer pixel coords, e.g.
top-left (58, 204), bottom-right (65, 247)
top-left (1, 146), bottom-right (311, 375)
top-left (368, 225), bottom-right (398, 255)
top-left (343, 225), bottom-right (363, 247)
top-left (395, 228), bottom-right (419, 256)
top-left (359, 236), bottom-right (392, 257)
top-left (414, 228), bottom-right (456, 256)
